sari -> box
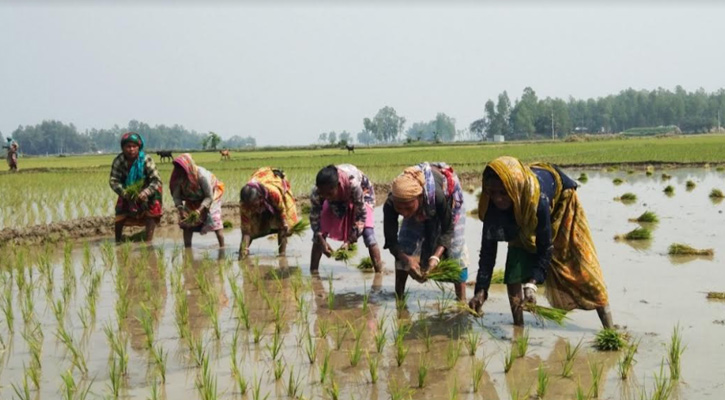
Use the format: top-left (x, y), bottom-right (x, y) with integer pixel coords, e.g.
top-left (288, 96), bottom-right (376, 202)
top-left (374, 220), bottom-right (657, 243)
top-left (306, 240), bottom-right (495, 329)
top-left (240, 167), bottom-right (299, 239)
top-left (169, 153), bottom-right (225, 233)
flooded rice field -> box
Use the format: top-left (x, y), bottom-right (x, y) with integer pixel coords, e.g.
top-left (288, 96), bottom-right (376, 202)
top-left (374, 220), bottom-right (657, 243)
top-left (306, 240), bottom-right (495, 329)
top-left (0, 167), bottom-right (723, 399)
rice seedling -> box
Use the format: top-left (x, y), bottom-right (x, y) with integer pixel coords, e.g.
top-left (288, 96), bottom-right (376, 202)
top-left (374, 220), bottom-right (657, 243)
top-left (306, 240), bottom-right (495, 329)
top-left (594, 328), bottom-right (627, 351)
top-left (445, 338), bottom-right (462, 369)
top-left (287, 366), bottom-right (303, 398)
top-left (273, 358), bottom-right (286, 380)
top-left (267, 328), bottom-right (284, 360)
top-left (318, 318), bottom-right (331, 339)
top-left (55, 325), bottom-right (88, 374)
top-left (356, 256), bottom-right (375, 271)
top-left (395, 333), bottom-right (410, 367)
top-left (614, 227), bottom-right (652, 241)
top-left (630, 210), bottom-right (659, 223)
top-left (387, 377), bottom-right (414, 400)
top-left (472, 357), bottom-right (489, 393)
top-left (648, 360), bottom-right (675, 400)
top-left (1, 286), bottom-right (15, 332)
top-left (252, 323), bottom-right (265, 345)
top-left (514, 328), bottom-right (530, 358)
top-left (645, 165), bottom-right (654, 176)
top-left (718, 166), bottom-right (725, 172)
top-left (327, 275), bottom-right (336, 310)
top-left (618, 338), bottom-right (640, 379)
top-left (232, 361), bottom-right (248, 394)
top-left (319, 347), bottom-right (331, 384)
top-left (108, 356), bottom-right (122, 398)
top-left (588, 360), bottom-right (604, 397)
top-left (523, 304), bottom-right (569, 325)
top-left (304, 329), bottom-right (317, 364)
top-left (349, 333), bottom-right (363, 367)
top-left (561, 339), bottom-right (584, 378)
top-left (668, 243), bottom-right (714, 256)
top-left (449, 377), bottom-right (460, 400)
top-left (374, 324), bottom-right (387, 354)
top-left (575, 379), bottom-right (589, 400)
top-left (536, 362), bottom-right (549, 398)
top-left (464, 327), bottom-right (482, 356)
top-left (189, 334), bottom-right (205, 367)
top-left (202, 298), bottom-right (221, 340)
top-left (11, 368), bottom-right (31, 400)
top-left (195, 351), bottom-right (218, 400)
top-left (289, 219), bottom-right (310, 236)
top-left (661, 173), bottom-right (672, 180)
top-left (333, 323), bottom-right (349, 350)
top-left (417, 354), bottom-right (430, 388)
top-left (60, 369), bottom-right (92, 400)
top-left (663, 185), bottom-right (674, 195)
top-left (367, 352), bottom-right (380, 383)
top-left (503, 347), bottom-right (516, 373)
top-left (332, 245), bottom-right (356, 263)
top-left (578, 173), bottom-right (588, 183)
top-left (686, 180), bottom-right (696, 190)
top-left (103, 322), bottom-right (129, 375)
top-left (137, 303), bottom-right (155, 350)
top-left (667, 324), bottom-right (685, 381)
top-left (491, 268), bottom-right (505, 284)
top-left (251, 374), bottom-right (268, 400)
top-left (616, 192), bottom-right (637, 203)
top-left (325, 372), bottom-right (341, 400)
top-left (426, 258), bottom-right (463, 282)
top-left (709, 188), bottom-right (724, 198)
top-left (613, 177), bottom-right (624, 185)
top-left (182, 209), bottom-right (202, 226)
top-left (416, 322), bottom-right (432, 352)
top-left (150, 343), bottom-right (168, 383)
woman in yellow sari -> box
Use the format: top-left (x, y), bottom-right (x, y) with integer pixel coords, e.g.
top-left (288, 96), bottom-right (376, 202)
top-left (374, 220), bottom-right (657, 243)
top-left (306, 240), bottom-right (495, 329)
top-left (239, 167), bottom-right (299, 258)
top-left (469, 156), bottom-right (613, 328)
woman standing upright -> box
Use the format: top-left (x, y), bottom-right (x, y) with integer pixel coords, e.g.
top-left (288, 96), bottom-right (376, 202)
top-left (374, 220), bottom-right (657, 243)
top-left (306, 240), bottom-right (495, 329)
top-left (169, 153), bottom-right (226, 248)
top-left (109, 132), bottom-right (163, 243)
top-left (309, 164), bottom-right (383, 273)
top-left (383, 162), bottom-right (468, 302)
top-left (239, 167), bottom-right (299, 258)
top-left (470, 156), bottom-right (613, 328)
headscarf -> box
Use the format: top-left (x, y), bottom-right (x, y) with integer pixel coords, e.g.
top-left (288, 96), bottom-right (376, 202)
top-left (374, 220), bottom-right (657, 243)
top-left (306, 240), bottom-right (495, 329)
top-left (335, 166), bottom-right (351, 201)
top-left (169, 153), bottom-right (200, 195)
top-left (478, 156), bottom-right (540, 252)
top-left (120, 132), bottom-right (146, 187)
top-left (392, 166), bottom-right (425, 201)
top-left (242, 181), bottom-right (275, 214)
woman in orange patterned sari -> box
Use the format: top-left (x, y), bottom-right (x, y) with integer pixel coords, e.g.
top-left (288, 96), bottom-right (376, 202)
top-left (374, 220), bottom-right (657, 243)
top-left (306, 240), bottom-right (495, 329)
top-left (470, 156), bottom-right (613, 328)
top-left (239, 167), bottom-right (299, 258)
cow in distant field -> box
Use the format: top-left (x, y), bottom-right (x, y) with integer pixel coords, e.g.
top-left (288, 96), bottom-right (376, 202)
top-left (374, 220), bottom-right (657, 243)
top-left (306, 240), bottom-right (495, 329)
top-left (220, 149), bottom-right (231, 160)
top-left (345, 144), bottom-right (355, 154)
top-left (156, 151), bottom-right (173, 163)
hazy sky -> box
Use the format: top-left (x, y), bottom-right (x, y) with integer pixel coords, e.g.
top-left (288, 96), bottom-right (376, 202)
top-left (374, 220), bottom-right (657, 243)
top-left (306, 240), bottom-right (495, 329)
top-left (1, 2), bottom-right (723, 145)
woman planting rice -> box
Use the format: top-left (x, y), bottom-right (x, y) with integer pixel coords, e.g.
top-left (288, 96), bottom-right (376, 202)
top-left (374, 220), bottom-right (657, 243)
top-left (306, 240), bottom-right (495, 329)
top-left (470, 156), bottom-right (613, 328)
top-left (309, 164), bottom-right (383, 273)
top-left (383, 162), bottom-right (468, 302)
top-left (239, 167), bottom-right (299, 258)
top-left (109, 132), bottom-right (163, 243)
top-left (169, 153), bottom-right (225, 248)
top-left (5, 138), bottom-right (19, 171)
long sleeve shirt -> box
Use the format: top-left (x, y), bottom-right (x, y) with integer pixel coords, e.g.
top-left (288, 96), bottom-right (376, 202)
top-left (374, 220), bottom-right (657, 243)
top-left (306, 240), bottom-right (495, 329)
top-left (108, 153), bottom-right (162, 196)
top-left (474, 166), bottom-right (577, 294)
top-left (171, 171), bottom-right (214, 210)
top-left (383, 170), bottom-right (454, 261)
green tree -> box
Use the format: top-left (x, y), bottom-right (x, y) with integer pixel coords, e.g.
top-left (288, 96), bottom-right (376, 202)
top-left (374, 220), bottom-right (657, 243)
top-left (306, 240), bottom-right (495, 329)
top-left (484, 100), bottom-right (498, 136)
top-left (434, 113), bottom-right (456, 142)
top-left (318, 132), bottom-right (328, 144)
top-left (338, 131), bottom-right (352, 146)
top-left (370, 106), bottom-right (406, 142)
top-left (356, 130), bottom-right (374, 145)
top-left (328, 131), bottom-right (337, 145)
top-left (494, 91), bottom-right (512, 137)
top-left (202, 131), bottom-right (222, 150)
top-left (511, 87), bottom-right (538, 138)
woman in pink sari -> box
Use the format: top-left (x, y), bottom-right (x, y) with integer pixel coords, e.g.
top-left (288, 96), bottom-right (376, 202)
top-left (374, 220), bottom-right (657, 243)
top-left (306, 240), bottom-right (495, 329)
top-left (309, 164), bottom-right (383, 273)
top-left (169, 153), bottom-right (225, 248)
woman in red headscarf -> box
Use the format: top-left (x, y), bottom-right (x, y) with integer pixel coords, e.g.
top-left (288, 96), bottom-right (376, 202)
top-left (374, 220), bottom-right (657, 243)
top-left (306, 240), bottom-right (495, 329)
top-left (169, 153), bottom-right (226, 248)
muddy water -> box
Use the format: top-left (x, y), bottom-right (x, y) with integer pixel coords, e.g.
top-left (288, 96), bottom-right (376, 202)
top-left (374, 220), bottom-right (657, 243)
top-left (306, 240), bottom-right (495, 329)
top-left (0, 168), bottom-right (723, 399)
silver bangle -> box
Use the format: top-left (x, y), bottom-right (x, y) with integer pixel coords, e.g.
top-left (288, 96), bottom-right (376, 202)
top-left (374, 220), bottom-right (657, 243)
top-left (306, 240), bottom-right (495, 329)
top-left (429, 256), bottom-right (441, 264)
top-left (523, 282), bottom-right (538, 292)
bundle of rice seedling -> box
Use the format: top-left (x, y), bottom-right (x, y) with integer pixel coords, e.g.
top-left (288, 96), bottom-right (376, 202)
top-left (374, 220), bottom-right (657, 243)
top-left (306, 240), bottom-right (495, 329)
top-left (614, 227), bottom-right (651, 241)
top-left (577, 173), bottom-right (588, 183)
top-left (181, 210), bottom-right (201, 226)
top-left (709, 189), bottom-right (724, 199)
top-left (123, 180), bottom-right (145, 200)
top-left (616, 193), bottom-right (637, 203)
top-left (686, 180), bottom-right (696, 189)
top-left (491, 269), bottom-right (505, 284)
top-left (706, 292), bottom-right (725, 300)
top-left (223, 220), bottom-right (233, 229)
top-left (661, 173), bottom-right (672, 180)
top-left (426, 259), bottom-right (463, 282)
top-left (668, 243), bottom-right (713, 256)
top-left (593, 328), bottom-right (627, 351)
top-left (613, 178), bottom-right (624, 185)
top-left (523, 304), bottom-right (568, 326)
top-left (289, 219), bottom-right (310, 236)
top-left (663, 185), bottom-right (674, 195)
top-left (356, 257), bottom-right (374, 271)
top-left (333, 243), bottom-right (357, 262)
top-left (629, 211), bottom-right (658, 223)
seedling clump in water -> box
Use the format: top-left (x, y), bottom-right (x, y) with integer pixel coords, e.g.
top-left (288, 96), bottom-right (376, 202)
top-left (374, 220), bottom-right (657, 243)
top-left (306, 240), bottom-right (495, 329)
top-left (614, 227), bottom-right (652, 241)
top-left (594, 328), bottom-right (627, 351)
top-left (668, 243), bottom-right (714, 256)
top-left (629, 211), bottom-right (659, 223)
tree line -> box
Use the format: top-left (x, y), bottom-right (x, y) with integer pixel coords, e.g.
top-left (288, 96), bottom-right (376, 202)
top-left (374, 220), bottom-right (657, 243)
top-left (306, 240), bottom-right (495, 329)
top-left (321, 86), bottom-right (725, 146)
top-left (8, 120), bottom-right (256, 155)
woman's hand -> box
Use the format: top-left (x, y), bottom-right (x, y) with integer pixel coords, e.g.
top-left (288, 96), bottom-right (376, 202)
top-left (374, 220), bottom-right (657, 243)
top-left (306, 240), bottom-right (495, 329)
top-left (424, 256), bottom-right (440, 278)
top-left (280, 223), bottom-right (290, 237)
top-left (137, 189), bottom-right (149, 202)
top-left (316, 233), bottom-right (333, 257)
top-left (468, 291), bottom-right (488, 314)
top-left (407, 257), bottom-right (426, 283)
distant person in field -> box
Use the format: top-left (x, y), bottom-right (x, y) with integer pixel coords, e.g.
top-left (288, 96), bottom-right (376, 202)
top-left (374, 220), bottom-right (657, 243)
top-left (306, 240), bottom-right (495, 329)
top-left (5, 138), bottom-right (19, 172)
top-left (383, 162), bottom-right (468, 302)
top-left (470, 156), bottom-right (613, 328)
top-left (239, 167), bottom-right (299, 258)
top-left (310, 164), bottom-right (383, 273)
top-left (109, 132), bottom-right (163, 243)
top-left (169, 153), bottom-right (226, 248)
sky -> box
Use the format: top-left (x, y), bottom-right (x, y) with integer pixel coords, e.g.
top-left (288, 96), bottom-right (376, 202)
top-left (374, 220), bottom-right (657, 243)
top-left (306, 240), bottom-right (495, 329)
top-left (1, 2), bottom-right (724, 146)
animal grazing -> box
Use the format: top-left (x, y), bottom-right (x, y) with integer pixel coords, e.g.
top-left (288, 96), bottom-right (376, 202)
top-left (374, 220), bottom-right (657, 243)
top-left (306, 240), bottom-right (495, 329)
top-left (220, 149), bottom-right (231, 160)
top-left (156, 151), bottom-right (173, 163)
top-left (345, 144), bottom-right (355, 154)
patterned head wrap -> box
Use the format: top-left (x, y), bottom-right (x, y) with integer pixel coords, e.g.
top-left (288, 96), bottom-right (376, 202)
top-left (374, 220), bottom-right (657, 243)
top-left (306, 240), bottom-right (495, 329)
top-left (392, 166), bottom-right (425, 201)
top-left (120, 132), bottom-right (147, 187)
top-left (478, 156), bottom-right (540, 251)
top-left (169, 153), bottom-right (200, 194)
top-left (120, 132), bottom-right (144, 150)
